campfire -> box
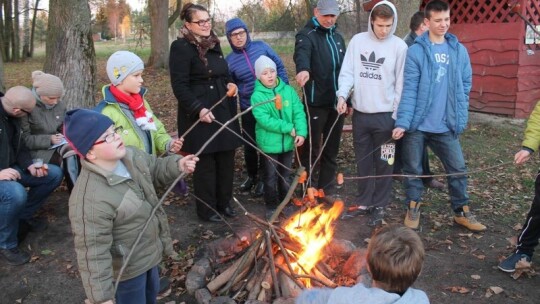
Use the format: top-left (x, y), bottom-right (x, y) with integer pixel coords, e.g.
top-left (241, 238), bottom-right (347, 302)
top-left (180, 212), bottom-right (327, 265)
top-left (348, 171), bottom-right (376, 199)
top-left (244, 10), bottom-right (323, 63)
top-left (186, 169), bottom-right (369, 304)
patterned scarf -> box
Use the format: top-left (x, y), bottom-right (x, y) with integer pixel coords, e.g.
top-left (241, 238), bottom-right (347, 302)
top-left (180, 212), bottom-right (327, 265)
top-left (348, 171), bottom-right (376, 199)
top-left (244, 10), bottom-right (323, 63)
top-left (180, 25), bottom-right (220, 66)
top-left (109, 85), bottom-right (157, 131)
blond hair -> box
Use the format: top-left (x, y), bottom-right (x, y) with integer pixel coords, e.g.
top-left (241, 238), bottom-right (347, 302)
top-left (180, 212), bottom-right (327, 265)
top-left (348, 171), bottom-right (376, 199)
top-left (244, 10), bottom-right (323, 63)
top-left (367, 225), bottom-right (424, 294)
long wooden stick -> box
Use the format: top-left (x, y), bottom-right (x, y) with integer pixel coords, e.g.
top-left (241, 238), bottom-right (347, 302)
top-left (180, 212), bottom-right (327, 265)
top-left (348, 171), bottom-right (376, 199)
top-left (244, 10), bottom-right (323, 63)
top-left (264, 230), bottom-right (281, 298)
top-left (269, 167), bottom-right (305, 223)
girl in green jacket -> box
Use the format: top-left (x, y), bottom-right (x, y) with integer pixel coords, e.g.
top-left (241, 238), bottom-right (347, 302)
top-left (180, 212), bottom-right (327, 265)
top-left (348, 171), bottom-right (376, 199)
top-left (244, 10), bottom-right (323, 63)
top-left (251, 56), bottom-right (307, 217)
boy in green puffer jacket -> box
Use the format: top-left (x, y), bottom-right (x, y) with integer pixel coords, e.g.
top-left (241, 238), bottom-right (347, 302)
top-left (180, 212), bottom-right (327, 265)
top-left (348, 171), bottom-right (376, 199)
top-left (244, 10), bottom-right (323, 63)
top-left (251, 56), bottom-right (307, 217)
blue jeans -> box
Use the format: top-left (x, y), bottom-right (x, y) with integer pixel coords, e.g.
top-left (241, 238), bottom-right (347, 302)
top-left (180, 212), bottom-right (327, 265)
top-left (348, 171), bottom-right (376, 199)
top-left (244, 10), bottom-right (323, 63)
top-left (402, 131), bottom-right (468, 210)
top-left (116, 265), bottom-right (159, 304)
top-left (0, 164), bottom-right (63, 249)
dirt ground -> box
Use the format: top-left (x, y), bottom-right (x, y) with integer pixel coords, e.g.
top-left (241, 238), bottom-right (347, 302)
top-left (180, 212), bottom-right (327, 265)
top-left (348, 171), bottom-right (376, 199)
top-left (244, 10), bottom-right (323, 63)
top-left (1, 114), bottom-right (540, 304)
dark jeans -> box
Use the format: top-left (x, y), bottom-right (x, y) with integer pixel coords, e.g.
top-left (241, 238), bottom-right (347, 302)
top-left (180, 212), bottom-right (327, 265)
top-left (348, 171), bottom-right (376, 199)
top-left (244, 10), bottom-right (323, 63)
top-left (402, 130), bottom-right (468, 210)
top-left (263, 151), bottom-right (293, 208)
top-left (193, 150), bottom-right (235, 220)
top-left (394, 138), bottom-right (434, 184)
top-left (241, 112), bottom-right (264, 178)
top-left (299, 106), bottom-right (344, 193)
top-left (0, 164), bottom-right (63, 249)
top-left (515, 171), bottom-right (540, 256)
top-left (352, 111), bottom-right (394, 208)
top-left (116, 265), bottom-right (159, 304)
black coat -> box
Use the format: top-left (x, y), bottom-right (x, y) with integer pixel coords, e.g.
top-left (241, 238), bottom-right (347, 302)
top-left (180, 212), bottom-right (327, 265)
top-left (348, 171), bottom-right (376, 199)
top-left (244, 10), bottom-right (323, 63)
top-left (294, 18), bottom-right (346, 108)
top-left (169, 38), bottom-right (241, 154)
top-left (0, 96), bottom-right (32, 170)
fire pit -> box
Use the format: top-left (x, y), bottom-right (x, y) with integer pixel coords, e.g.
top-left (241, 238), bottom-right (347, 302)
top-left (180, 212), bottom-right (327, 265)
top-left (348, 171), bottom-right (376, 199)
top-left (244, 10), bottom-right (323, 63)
top-left (185, 195), bottom-right (371, 304)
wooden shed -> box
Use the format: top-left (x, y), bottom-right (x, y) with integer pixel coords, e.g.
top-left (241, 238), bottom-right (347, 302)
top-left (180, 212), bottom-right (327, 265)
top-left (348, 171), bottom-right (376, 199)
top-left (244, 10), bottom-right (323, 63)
top-left (418, 0), bottom-right (540, 118)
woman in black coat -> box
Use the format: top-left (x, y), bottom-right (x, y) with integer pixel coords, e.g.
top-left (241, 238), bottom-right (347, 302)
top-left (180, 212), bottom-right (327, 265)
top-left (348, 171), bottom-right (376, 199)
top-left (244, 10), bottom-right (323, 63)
top-left (169, 3), bottom-right (241, 222)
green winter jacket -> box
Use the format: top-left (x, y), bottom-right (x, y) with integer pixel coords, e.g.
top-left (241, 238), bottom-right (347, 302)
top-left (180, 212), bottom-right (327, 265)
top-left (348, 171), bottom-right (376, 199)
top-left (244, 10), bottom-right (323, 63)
top-left (69, 147), bottom-right (181, 303)
top-left (96, 85), bottom-right (172, 155)
top-left (522, 101), bottom-right (540, 151)
top-left (251, 78), bottom-right (307, 154)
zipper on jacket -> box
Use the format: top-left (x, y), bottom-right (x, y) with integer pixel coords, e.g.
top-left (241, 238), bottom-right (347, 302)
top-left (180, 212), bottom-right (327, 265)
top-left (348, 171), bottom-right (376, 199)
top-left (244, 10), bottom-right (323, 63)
top-left (274, 88), bottom-right (285, 153)
top-left (326, 30), bottom-right (341, 105)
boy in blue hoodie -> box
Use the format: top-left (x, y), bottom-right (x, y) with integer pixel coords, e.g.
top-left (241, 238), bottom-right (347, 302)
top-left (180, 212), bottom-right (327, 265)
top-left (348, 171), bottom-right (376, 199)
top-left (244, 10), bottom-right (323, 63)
top-left (296, 224), bottom-right (429, 304)
top-left (251, 56), bottom-right (307, 217)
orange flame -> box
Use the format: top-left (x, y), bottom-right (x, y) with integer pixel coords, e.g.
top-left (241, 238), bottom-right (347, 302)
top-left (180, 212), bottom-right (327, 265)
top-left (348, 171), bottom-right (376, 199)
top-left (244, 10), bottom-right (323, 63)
top-left (282, 200), bottom-right (344, 287)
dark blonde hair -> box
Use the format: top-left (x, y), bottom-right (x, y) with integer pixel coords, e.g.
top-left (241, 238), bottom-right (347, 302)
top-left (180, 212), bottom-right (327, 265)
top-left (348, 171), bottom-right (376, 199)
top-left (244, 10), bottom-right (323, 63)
top-left (180, 2), bottom-right (208, 22)
top-left (371, 3), bottom-right (394, 21)
top-left (367, 225), bottom-right (424, 294)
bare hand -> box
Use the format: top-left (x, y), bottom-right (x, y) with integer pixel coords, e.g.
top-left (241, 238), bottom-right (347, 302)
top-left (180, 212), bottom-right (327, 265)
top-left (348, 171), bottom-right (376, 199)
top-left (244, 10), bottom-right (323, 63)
top-left (336, 97), bottom-right (347, 115)
top-left (295, 71), bottom-right (310, 87)
top-left (515, 149), bottom-right (531, 165)
top-left (0, 168), bottom-right (21, 181)
top-left (295, 136), bottom-right (305, 147)
top-left (28, 163), bottom-right (49, 177)
top-left (169, 137), bottom-right (184, 154)
top-left (179, 155), bottom-right (199, 173)
top-left (199, 108), bottom-right (215, 123)
top-left (51, 134), bottom-right (64, 145)
top-left (392, 127), bottom-right (405, 140)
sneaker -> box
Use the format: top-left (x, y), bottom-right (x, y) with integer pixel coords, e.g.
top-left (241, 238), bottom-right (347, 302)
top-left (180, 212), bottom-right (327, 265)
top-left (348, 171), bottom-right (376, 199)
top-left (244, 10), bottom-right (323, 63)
top-left (453, 206), bottom-right (486, 232)
top-left (404, 201), bottom-right (421, 229)
top-left (341, 205), bottom-right (371, 219)
top-left (0, 247), bottom-right (31, 265)
top-left (20, 218), bottom-right (48, 232)
top-left (253, 181), bottom-right (264, 197)
top-left (239, 176), bottom-right (255, 192)
top-left (368, 207), bottom-right (385, 227)
top-left (498, 252), bottom-right (532, 272)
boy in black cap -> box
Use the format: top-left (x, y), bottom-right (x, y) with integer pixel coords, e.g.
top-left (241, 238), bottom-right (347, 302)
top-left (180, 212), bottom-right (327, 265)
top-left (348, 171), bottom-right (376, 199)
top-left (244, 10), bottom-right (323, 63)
top-left (64, 109), bottom-right (198, 304)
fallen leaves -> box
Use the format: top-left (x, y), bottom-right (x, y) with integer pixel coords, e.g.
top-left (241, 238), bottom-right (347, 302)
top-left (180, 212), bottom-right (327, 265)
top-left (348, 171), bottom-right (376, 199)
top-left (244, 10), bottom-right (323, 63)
top-left (445, 286), bottom-right (470, 294)
top-left (485, 286), bottom-right (504, 298)
top-left (511, 258), bottom-right (536, 280)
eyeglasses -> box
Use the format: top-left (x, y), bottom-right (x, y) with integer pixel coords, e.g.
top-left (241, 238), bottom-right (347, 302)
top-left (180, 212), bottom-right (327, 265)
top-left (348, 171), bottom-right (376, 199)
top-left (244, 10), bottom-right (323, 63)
top-left (230, 30), bottom-right (246, 39)
top-left (93, 126), bottom-right (123, 146)
top-left (191, 18), bottom-right (211, 27)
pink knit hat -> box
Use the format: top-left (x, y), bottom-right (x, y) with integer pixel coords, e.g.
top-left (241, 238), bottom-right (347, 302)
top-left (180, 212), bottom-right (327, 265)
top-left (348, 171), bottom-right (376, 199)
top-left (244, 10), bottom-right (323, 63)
top-left (32, 70), bottom-right (64, 97)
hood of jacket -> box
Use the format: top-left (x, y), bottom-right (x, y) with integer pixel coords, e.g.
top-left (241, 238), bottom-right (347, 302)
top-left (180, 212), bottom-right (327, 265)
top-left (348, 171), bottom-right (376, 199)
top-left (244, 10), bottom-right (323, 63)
top-left (225, 18), bottom-right (252, 52)
top-left (368, 0), bottom-right (398, 41)
top-left (329, 284), bottom-right (430, 304)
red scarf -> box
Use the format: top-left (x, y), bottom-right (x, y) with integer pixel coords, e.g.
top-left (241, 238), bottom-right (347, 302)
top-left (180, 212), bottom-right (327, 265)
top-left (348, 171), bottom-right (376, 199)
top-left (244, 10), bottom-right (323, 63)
top-left (109, 85), bottom-right (156, 131)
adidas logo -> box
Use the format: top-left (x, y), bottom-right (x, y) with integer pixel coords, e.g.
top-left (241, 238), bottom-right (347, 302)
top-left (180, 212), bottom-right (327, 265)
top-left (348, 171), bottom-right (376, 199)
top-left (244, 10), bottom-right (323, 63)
top-left (361, 51), bottom-right (385, 71)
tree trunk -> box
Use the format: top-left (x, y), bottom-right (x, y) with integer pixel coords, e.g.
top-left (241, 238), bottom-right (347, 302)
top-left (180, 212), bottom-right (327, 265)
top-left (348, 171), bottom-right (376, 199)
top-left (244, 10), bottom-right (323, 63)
top-left (29, 0), bottom-right (39, 57)
top-left (354, 0), bottom-right (362, 33)
top-left (303, 0), bottom-right (313, 22)
top-left (22, 0), bottom-right (30, 58)
top-left (0, 1), bottom-right (5, 62)
top-left (0, 47), bottom-right (4, 92)
top-left (168, 0), bottom-right (182, 27)
top-left (45, 0), bottom-right (96, 109)
top-left (393, 0), bottom-right (422, 38)
top-left (4, 0), bottom-right (12, 61)
top-left (147, 0), bottom-right (169, 69)
top-left (12, 0), bottom-right (20, 62)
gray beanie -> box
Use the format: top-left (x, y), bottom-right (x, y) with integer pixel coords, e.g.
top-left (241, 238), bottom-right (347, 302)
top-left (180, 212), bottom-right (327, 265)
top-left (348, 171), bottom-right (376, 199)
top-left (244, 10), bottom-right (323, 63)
top-left (106, 51), bottom-right (144, 86)
top-left (254, 56), bottom-right (277, 80)
top-left (32, 71), bottom-right (64, 97)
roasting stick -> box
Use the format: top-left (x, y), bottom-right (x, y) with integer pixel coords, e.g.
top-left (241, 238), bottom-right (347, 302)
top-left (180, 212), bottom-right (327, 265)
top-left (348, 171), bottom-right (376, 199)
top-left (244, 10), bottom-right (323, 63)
top-left (114, 94), bottom-right (282, 294)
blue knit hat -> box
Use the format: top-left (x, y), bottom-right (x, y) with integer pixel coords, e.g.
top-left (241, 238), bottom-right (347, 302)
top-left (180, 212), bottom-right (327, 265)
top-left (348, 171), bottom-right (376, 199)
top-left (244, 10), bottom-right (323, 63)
top-left (225, 18), bottom-right (248, 36)
top-left (64, 109), bottom-right (114, 157)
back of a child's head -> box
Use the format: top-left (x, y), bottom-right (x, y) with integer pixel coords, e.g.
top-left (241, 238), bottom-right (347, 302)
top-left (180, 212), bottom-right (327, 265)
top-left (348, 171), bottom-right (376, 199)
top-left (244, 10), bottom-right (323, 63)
top-left (367, 224), bottom-right (424, 294)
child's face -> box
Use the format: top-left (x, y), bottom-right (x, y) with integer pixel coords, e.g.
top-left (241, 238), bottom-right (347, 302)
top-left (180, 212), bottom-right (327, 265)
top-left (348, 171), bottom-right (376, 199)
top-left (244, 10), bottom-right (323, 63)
top-left (117, 70), bottom-right (144, 94)
top-left (259, 68), bottom-right (277, 88)
top-left (87, 125), bottom-right (126, 161)
top-left (40, 95), bottom-right (60, 106)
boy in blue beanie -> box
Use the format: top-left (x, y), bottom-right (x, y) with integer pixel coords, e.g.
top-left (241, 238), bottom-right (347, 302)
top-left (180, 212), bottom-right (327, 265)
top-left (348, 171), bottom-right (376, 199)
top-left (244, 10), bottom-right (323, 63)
top-left (64, 109), bottom-right (198, 304)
